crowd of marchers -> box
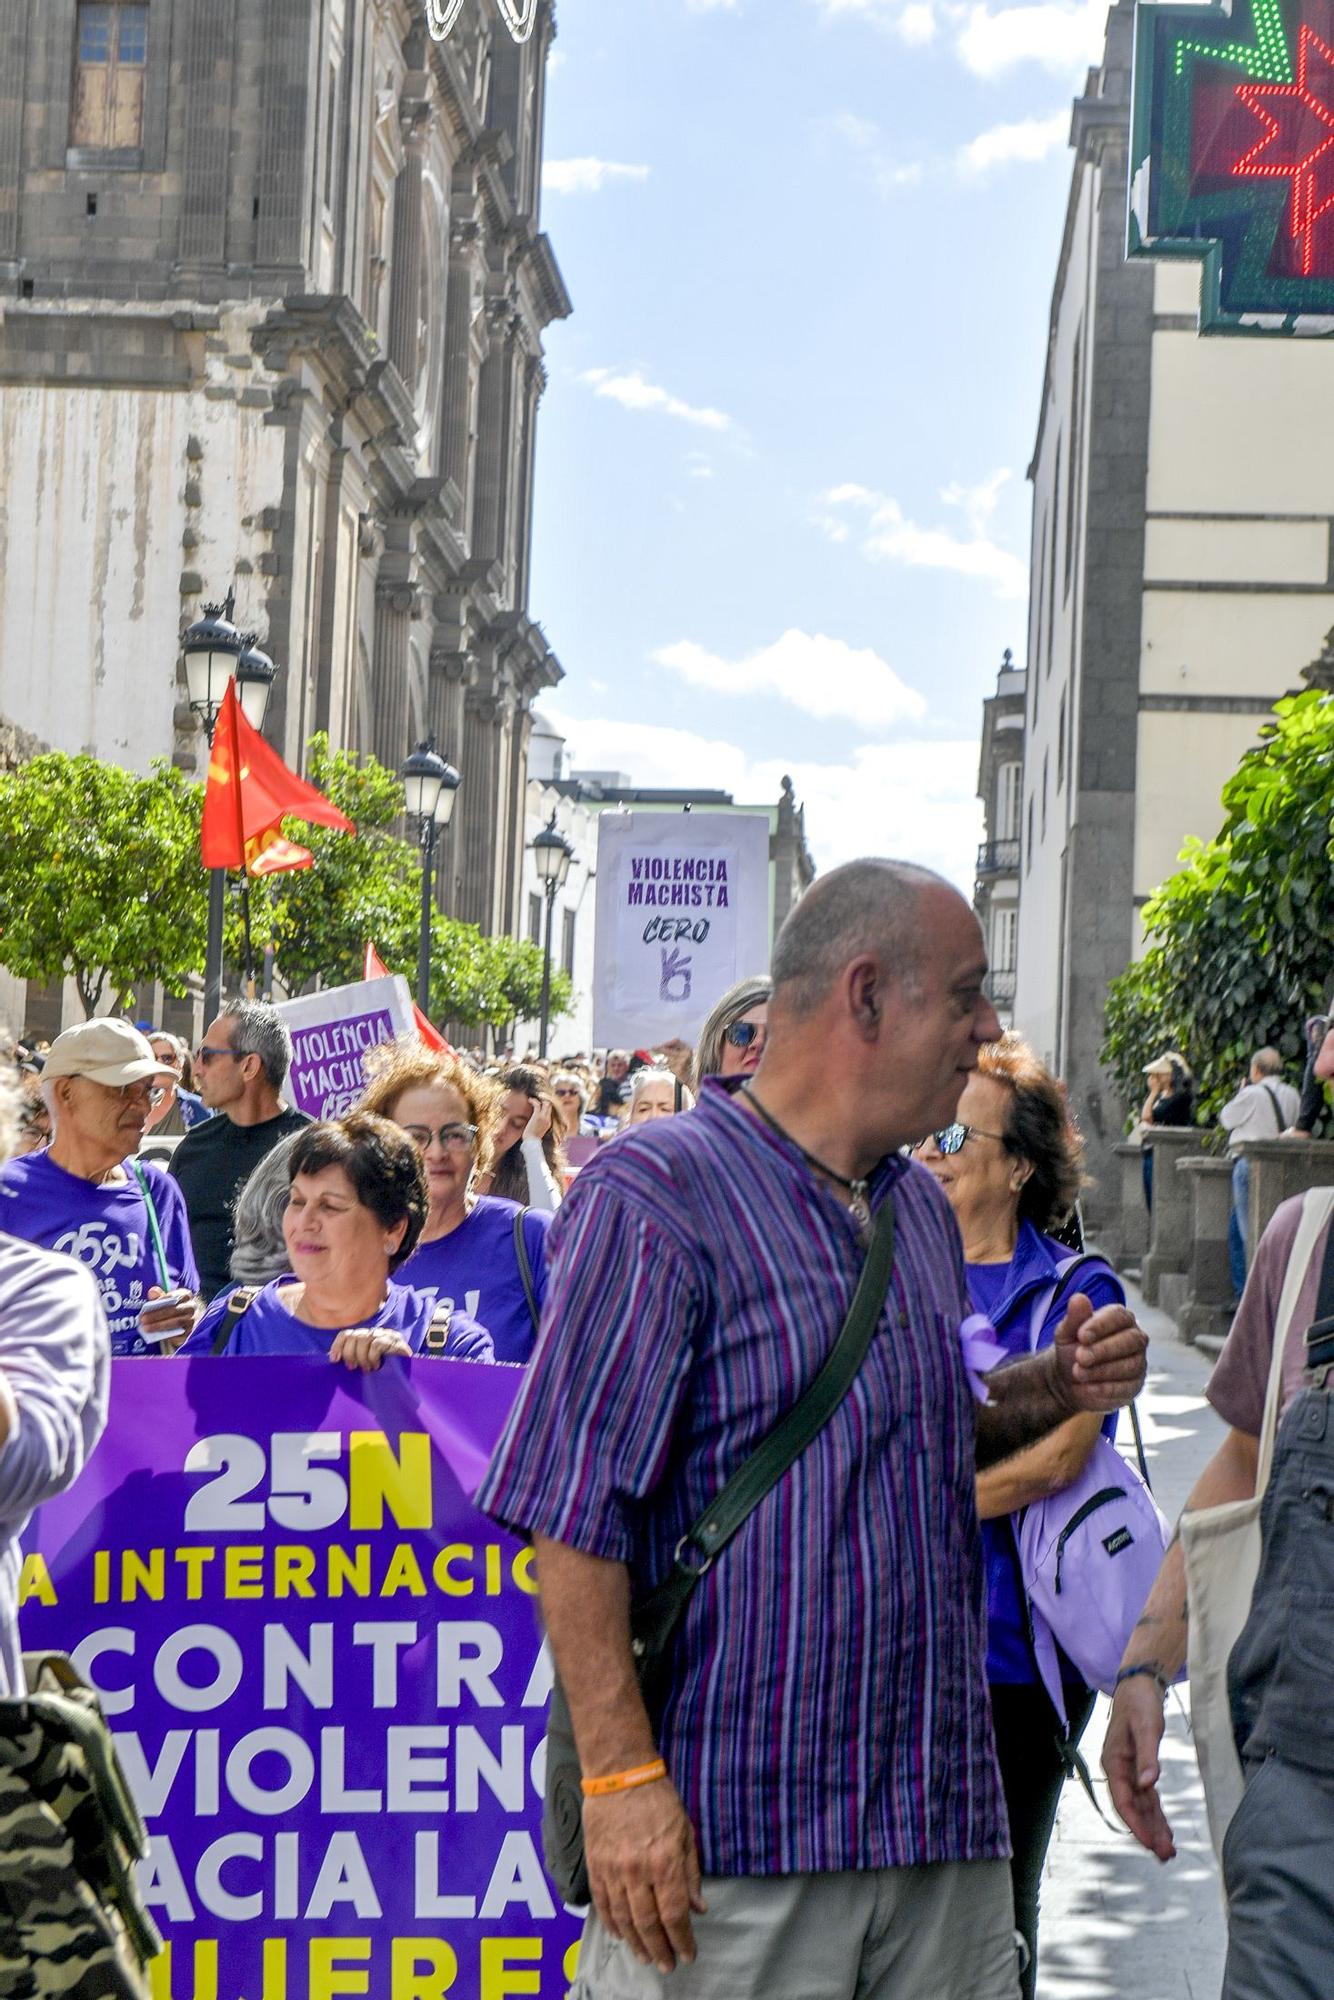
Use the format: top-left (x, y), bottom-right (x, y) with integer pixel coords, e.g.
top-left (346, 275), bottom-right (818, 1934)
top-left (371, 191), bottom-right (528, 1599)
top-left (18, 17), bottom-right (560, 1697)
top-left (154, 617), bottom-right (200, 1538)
top-left (0, 859), bottom-right (1321, 2000)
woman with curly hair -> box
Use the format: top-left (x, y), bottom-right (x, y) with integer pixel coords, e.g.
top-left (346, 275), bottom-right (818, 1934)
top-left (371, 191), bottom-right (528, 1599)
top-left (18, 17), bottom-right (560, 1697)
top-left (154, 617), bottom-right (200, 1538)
top-left (181, 1112), bottom-right (492, 1365)
top-left (359, 1047), bottom-right (552, 1363)
top-left (916, 1032), bottom-right (1128, 2000)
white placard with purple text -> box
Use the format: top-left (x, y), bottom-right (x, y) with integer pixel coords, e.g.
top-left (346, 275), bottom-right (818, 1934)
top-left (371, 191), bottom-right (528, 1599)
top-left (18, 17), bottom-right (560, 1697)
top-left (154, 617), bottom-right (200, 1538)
top-left (592, 811), bottom-right (772, 1048)
top-left (275, 975), bottom-right (417, 1119)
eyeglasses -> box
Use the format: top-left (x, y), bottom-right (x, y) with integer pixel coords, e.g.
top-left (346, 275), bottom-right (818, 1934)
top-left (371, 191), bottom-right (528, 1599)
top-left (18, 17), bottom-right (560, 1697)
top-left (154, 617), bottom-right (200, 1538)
top-left (195, 1044), bottom-right (237, 1065)
top-left (110, 1081), bottom-right (164, 1108)
top-left (921, 1123), bottom-right (1008, 1156)
top-left (401, 1122), bottom-right (478, 1153)
top-left (723, 1021), bottom-right (765, 1050)
top-left (553, 1087), bottom-right (581, 1099)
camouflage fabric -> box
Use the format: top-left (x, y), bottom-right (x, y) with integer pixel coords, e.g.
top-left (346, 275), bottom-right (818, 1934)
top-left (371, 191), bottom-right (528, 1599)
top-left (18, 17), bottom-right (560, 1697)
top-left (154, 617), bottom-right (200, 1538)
top-left (0, 1657), bottom-right (158, 1999)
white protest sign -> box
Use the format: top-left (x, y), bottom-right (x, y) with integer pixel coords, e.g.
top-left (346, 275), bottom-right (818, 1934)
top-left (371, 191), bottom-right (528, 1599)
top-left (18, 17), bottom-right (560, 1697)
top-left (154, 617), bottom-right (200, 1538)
top-left (275, 975), bottom-right (417, 1118)
top-left (592, 811), bottom-right (772, 1047)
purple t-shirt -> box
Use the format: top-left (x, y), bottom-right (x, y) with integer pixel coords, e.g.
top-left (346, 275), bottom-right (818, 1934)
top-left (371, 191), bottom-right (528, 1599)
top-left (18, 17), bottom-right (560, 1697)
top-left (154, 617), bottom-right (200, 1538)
top-left (0, 1149), bottom-right (199, 1357)
top-left (396, 1197), bottom-right (550, 1364)
top-left (180, 1277), bottom-right (493, 1361)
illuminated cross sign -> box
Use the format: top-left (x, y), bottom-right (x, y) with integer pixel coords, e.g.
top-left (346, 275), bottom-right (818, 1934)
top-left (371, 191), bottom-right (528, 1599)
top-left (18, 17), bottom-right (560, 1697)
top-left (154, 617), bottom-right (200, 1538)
top-left (423, 0), bottom-right (539, 42)
top-left (1130, 0), bottom-right (1334, 330)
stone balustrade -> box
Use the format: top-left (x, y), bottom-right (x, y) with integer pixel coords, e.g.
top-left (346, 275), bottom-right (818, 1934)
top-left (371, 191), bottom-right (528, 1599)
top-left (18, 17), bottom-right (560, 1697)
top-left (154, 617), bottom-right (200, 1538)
top-left (1140, 1128), bottom-right (1207, 1305)
top-left (1170, 1157), bottom-right (1235, 1345)
top-left (1106, 1141), bottom-right (1149, 1274)
top-left (1235, 1138), bottom-right (1334, 1261)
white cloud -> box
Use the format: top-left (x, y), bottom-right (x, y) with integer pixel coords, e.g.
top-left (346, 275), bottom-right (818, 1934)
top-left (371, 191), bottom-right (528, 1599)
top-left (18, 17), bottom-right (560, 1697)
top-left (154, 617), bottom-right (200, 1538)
top-left (542, 158), bottom-right (651, 195)
top-left (957, 108), bottom-right (1069, 174)
top-left (812, 0), bottom-right (936, 39)
top-left (940, 467), bottom-right (1011, 537)
top-left (955, 0), bottom-right (1106, 77)
top-left (653, 629), bottom-right (927, 731)
top-left (820, 481), bottom-right (1028, 599)
top-left (579, 368), bottom-right (733, 432)
top-left (828, 111), bottom-right (925, 193)
top-left (686, 0), bottom-right (739, 10)
top-left (548, 708), bottom-right (983, 890)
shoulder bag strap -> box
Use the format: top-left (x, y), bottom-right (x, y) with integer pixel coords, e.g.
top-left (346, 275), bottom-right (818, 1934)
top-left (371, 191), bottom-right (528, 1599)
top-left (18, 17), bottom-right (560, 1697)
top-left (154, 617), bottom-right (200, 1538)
top-left (128, 1159), bottom-right (172, 1292)
top-left (425, 1302), bottom-right (453, 1356)
top-left (632, 1194), bottom-right (896, 1662)
top-left (512, 1207), bottom-right (540, 1332)
top-left (1258, 1185), bottom-right (1334, 1491)
top-left (1262, 1084), bottom-right (1286, 1133)
top-left (211, 1288), bottom-right (258, 1355)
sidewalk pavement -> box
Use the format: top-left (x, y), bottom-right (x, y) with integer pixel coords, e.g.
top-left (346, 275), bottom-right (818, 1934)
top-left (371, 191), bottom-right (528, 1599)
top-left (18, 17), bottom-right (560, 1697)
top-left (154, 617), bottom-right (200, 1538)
top-left (1037, 1287), bottom-right (1229, 2000)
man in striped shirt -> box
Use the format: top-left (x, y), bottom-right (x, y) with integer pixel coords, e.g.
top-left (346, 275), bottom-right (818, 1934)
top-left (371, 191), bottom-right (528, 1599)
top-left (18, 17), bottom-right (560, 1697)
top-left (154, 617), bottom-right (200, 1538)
top-left (479, 860), bottom-right (1147, 2000)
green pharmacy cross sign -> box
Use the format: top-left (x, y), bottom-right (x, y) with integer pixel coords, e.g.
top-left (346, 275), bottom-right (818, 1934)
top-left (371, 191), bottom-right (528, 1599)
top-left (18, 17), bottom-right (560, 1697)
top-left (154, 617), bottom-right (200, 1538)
top-left (1130, 0), bottom-right (1334, 330)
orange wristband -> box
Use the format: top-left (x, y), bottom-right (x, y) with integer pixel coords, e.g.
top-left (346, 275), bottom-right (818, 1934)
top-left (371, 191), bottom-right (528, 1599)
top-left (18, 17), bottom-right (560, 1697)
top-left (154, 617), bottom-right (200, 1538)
top-left (580, 1758), bottom-right (668, 1799)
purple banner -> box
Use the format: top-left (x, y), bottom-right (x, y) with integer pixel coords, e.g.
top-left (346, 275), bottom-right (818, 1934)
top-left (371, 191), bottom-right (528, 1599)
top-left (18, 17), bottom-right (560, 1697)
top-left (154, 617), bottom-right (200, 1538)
top-left (287, 1009), bottom-right (399, 1120)
top-left (21, 1359), bottom-right (583, 2000)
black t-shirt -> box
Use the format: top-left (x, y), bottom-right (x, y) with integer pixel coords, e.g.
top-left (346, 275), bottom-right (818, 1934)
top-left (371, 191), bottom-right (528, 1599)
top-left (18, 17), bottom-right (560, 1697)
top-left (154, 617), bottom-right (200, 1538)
top-left (168, 1106), bottom-right (311, 1300)
top-left (596, 1077), bottom-right (630, 1117)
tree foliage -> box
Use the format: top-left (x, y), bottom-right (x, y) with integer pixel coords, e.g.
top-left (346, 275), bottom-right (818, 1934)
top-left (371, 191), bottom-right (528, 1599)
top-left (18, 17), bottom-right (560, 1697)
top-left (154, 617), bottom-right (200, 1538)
top-left (1102, 689), bottom-right (1334, 1126)
top-left (0, 753), bottom-right (206, 1017)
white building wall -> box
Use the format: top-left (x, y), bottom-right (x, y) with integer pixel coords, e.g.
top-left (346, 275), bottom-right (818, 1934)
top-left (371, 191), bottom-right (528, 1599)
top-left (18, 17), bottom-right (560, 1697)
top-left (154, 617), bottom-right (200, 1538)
top-left (512, 780), bottom-right (597, 1057)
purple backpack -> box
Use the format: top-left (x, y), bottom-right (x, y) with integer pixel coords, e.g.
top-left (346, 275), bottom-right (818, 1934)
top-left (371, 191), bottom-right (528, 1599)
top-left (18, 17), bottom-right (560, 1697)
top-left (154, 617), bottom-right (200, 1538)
top-left (1015, 1258), bottom-right (1171, 1729)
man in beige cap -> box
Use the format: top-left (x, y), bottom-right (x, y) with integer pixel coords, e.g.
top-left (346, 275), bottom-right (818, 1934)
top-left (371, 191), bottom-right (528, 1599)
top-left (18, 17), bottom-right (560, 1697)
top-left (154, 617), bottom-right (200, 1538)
top-left (0, 1020), bottom-right (200, 1354)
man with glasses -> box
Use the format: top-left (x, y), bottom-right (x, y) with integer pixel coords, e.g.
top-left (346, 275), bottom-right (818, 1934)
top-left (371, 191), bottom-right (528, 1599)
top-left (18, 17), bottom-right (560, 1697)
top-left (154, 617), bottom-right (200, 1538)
top-left (0, 1019), bottom-right (199, 1354)
top-left (169, 1001), bottom-right (310, 1301)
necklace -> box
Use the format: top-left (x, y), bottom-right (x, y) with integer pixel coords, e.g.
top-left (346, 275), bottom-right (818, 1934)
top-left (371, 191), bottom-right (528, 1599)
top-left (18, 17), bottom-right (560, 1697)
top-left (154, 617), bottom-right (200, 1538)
top-left (742, 1085), bottom-right (873, 1229)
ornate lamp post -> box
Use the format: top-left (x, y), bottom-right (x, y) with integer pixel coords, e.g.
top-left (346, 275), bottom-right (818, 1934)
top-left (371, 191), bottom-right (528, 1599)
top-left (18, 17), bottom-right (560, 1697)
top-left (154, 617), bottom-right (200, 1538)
top-left (182, 589), bottom-right (279, 1023)
top-left (401, 739), bottom-right (462, 1016)
top-left (530, 811), bottom-right (574, 1060)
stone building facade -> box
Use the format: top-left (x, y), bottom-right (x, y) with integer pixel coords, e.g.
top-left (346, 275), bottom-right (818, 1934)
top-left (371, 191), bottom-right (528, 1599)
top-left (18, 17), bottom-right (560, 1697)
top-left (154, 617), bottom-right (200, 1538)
top-left (1013, 0), bottom-right (1334, 1226)
top-left (0, 0), bottom-right (568, 946)
top-left (973, 650), bottom-right (1024, 1030)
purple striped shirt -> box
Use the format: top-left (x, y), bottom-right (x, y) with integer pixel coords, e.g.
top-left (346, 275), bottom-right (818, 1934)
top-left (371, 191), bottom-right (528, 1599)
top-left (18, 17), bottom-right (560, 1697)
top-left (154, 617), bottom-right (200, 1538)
top-left (477, 1078), bottom-right (1007, 1877)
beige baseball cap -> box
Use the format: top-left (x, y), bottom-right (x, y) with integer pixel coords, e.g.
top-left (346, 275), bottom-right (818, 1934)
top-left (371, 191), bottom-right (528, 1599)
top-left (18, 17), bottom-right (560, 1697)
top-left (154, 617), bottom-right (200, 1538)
top-left (43, 1019), bottom-right (177, 1089)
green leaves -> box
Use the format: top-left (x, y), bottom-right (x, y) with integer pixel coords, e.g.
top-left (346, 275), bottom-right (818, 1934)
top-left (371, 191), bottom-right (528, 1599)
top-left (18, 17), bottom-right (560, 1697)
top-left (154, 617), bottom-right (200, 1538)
top-left (1102, 687), bottom-right (1334, 1124)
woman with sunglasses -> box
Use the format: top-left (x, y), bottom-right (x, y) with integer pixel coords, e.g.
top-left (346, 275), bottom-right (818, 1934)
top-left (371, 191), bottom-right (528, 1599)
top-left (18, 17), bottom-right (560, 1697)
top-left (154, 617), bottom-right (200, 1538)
top-left (550, 1070), bottom-right (597, 1140)
top-left (359, 1047), bottom-right (552, 1364)
top-left (916, 1032), bottom-right (1127, 2000)
top-left (692, 976), bottom-right (771, 1088)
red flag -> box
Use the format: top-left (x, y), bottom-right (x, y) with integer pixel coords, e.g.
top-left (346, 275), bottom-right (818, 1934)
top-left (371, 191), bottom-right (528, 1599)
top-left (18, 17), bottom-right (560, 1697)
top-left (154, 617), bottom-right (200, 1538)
top-left (363, 940), bottom-right (454, 1054)
top-left (245, 825), bottom-right (314, 877)
top-left (201, 681), bottom-right (354, 868)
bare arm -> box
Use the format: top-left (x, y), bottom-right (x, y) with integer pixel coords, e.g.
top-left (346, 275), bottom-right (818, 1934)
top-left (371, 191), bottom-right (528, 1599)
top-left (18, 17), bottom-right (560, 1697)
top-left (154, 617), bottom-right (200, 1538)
top-left (975, 1411), bottom-right (1104, 1519)
top-left (534, 1535), bottom-right (703, 1974)
top-left (1102, 1425), bottom-right (1259, 1860)
top-left (974, 1294), bottom-right (1147, 1468)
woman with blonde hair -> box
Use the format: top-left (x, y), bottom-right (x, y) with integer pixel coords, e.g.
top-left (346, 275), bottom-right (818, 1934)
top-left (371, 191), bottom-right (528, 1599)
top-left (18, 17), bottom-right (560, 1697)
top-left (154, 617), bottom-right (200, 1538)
top-left (359, 1045), bottom-right (552, 1363)
top-left (692, 975), bottom-right (771, 1089)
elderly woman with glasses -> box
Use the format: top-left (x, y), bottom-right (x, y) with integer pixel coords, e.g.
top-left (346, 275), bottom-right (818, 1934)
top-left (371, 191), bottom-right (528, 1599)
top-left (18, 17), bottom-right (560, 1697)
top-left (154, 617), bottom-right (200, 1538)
top-left (915, 1032), bottom-right (1127, 2000)
top-left (359, 1048), bottom-right (552, 1364)
top-left (181, 1113), bottom-right (492, 1364)
top-left (692, 976), bottom-right (771, 1089)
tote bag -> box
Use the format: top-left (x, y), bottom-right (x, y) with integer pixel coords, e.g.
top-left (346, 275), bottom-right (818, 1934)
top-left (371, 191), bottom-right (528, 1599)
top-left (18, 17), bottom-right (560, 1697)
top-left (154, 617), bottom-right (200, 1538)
top-left (1180, 1183), bottom-right (1334, 1859)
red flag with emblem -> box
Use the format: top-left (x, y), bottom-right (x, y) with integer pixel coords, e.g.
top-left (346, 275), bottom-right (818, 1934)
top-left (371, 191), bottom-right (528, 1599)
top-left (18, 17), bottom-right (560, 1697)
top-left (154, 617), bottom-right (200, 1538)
top-left (200, 680), bottom-right (354, 869)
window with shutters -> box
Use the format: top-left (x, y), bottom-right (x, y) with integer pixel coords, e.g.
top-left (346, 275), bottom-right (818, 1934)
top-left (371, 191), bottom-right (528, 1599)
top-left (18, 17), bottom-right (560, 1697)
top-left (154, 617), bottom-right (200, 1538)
top-left (71, 3), bottom-right (148, 152)
top-left (527, 893), bottom-right (542, 946)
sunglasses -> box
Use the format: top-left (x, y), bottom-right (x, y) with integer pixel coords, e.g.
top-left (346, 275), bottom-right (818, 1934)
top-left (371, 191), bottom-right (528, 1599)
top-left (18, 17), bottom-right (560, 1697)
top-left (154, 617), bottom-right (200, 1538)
top-left (723, 1021), bottom-right (765, 1050)
top-left (195, 1044), bottom-right (238, 1065)
top-left (923, 1123), bottom-right (1008, 1156)
top-left (401, 1122), bottom-right (478, 1153)
top-left (554, 1087), bottom-right (581, 1099)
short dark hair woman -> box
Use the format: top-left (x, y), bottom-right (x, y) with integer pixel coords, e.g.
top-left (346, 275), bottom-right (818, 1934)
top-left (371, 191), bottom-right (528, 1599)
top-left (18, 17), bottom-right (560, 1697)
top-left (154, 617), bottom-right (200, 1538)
top-left (182, 1112), bottom-right (492, 1364)
top-left (916, 1032), bottom-right (1127, 2000)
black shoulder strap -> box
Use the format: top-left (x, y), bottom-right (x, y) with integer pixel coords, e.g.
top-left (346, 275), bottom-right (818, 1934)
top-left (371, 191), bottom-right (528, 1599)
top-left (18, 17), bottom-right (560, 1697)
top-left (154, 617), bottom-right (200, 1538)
top-left (211, 1288), bottom-right (258, 1355)
top-left (632, 1195), bottom-right (896, 1664)
top-left (1304, 1205), bottom-right (1334, 1373)
top-left (1262, 1083), bottom-right (1287, 1132)
top-left (513, 1207), bottom-right (540, 1332)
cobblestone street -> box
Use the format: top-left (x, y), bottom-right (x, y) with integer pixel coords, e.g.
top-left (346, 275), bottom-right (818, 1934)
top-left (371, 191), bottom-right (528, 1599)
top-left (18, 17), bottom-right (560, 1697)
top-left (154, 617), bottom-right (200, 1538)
top-left (1040, 1290), bottom-right (1228, 2000)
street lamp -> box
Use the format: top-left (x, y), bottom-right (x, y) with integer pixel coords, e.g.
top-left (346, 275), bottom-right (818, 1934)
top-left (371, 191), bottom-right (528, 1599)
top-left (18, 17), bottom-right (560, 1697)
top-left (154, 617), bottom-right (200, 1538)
top-left (401, 739), bottom-right (462, 1016)
top-left (182, 590), bottom-right (245, 1027)
top-left (531, 811), bottom-right (574, 1060)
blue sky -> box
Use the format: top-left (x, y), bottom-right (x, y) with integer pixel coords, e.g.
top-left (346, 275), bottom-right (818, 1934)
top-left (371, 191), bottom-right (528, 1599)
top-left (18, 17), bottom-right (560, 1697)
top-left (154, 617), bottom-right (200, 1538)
top-left (527, 0), bottom-right (1112, 887)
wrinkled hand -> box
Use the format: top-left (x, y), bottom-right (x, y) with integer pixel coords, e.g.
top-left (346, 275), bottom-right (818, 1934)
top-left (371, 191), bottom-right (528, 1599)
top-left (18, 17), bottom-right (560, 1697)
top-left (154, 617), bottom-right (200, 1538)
top-left (1050, 1293), bottom-right (1148, 1415)
top-left (584, 1779), bottom-right (706, 1974)
top-left (138, 1286), bottom-right (198, 1346)
top-left (1103, 1676), bottom-right (1176, 1861)
top-left (330, 1328), bottom-right (411, 1373)
top-left (524, 1098), bottom-right (553, 1142)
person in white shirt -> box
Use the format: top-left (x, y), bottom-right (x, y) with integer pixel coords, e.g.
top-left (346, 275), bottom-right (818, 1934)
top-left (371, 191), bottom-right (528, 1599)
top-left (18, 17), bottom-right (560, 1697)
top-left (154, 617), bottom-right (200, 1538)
top-left (1221, 1047), bottom-right (1301, 1300)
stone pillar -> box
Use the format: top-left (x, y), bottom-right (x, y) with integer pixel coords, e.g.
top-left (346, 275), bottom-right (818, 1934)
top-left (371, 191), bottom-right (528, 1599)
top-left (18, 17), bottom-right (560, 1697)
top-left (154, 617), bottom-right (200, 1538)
top-left (1108, 1140), bottom-right (1150, 1273)
top-left (371, 579), bottom-right (413, 771)
top-left (1173, 1158), bottom-right (1235, 1345)
top-left (179, 0), bottom-right (237, 265)
top-left (473, 300), bottom-right (518, 567)
top-left (427, 649), bottom-right (471, 914)
top-left (1237, 1138), bottom-right (1334, 1262)
top-left (457, 684), bottom-right (503, 929)
top-left (1140, 1128), bottom-right (1204, 1305)
top-left (387, 102), bottom-right (432, 396)
top-left (440, 216), bottom-right (482, 530)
